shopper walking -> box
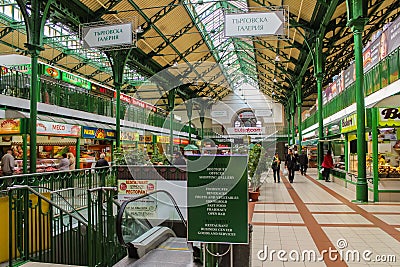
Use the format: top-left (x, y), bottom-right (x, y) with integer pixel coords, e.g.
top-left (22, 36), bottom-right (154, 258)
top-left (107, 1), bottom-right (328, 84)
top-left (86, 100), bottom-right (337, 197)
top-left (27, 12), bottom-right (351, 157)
top-left (285, 149), bottom-right (297, 183)
top-left (172, 151), bottom-right (186, 166)
top-left (321, 150), bottom-right (334, 182)
top-left (271, 152), bottom-right (281, 183)
top-left (298, 152), bottom-right (309, 175)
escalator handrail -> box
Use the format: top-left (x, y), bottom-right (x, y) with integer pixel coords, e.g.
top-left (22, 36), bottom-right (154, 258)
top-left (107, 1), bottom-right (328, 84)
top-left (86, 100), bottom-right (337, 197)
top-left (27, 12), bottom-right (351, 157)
top-left (116, 189), bottom-right (186, 247)
top-left (7, 185), bottom-right (88, 226)
top-left (30, 185), bottom-right (88, 222)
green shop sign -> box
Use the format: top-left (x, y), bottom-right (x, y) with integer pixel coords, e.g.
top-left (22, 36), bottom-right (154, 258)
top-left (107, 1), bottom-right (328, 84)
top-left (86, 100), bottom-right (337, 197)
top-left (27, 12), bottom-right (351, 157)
top-left (187, 155), bottom-right (248, 244)
top-left (62, 72), bottom-right (91, 90)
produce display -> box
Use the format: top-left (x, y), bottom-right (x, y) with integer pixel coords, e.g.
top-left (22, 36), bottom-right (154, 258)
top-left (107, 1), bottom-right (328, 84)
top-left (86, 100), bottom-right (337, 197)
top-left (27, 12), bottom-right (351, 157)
top-left (378, 165), bottom-right (400, 178)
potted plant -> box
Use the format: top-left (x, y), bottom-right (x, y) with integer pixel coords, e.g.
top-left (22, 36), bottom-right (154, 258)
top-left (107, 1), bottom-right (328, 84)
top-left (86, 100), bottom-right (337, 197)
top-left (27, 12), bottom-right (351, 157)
top-left (248, 144), bottom-right (263, 201)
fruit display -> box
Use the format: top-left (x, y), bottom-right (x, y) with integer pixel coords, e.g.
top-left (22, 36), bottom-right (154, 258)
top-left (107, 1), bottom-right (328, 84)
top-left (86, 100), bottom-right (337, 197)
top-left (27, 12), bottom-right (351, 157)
top-left (378, 165), bottom-right (400, 178)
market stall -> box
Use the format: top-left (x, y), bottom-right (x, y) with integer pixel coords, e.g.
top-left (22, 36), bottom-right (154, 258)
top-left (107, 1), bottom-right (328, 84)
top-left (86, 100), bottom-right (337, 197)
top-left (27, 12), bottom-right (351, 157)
top-left (80, 126), bottom-right (115, 168)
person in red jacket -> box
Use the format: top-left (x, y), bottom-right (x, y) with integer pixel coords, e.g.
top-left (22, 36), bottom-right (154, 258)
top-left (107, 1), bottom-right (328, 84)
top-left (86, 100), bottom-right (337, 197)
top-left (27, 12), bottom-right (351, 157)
top-left (321, 150), bottom-right (334, 182)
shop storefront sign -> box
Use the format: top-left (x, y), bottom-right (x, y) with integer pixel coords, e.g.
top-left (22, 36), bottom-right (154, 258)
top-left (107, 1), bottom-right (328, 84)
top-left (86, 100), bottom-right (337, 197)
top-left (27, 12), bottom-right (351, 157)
top-left (378, 108), bottom-right (400, 126)
top-left (121, 131), bottom-right (139, 141)
top-left (61, 72), bottom-right (91, 90)
top-left (173, 138), bottom-right (180, 144)
top-left (139, 135), bottom-right (153, 143)
top-left (341, 114), bottom-right (357, 133)
top-left (91, 83), bottom-right (114, 97)
top-left (227, 127), bottom-right (264, 135)
top-left (118, 179), bottom-right (157, 217)
top-left (187, 155), bottom-right (248, 243)
top-left (37, 121), bottom-right (81, 137)
top-left (0, 119), bottom-right (21, 134)
top-left (326, 123), bottom-right (341, 136)
top-left (156, 136), bottom-right (170, 144)
top-left (180, 139), bottom-right (189, 145)
top-left (82, 126), bottom-right (115, 139)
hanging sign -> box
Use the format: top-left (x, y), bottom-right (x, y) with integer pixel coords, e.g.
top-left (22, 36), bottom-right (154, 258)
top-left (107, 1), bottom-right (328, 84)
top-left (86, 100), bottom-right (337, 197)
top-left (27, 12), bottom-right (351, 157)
top-left (0, 119), bottom-right (21, 134)
top-left (187, 155), bottom-right (248, 244)
top-left (37, 121), bottom-right (81, 137)
top-left (82, 126), bottom-right (115, 139)
top-left (225, 11), bottom-right (284, 37)
top-left (82, 23), bottom-right (133, 49)
top-left (378, 108), bottom-right (400, 126)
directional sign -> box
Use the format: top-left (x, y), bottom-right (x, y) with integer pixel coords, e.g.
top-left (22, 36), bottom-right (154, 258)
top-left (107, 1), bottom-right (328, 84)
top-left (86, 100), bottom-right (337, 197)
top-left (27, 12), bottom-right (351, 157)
top-left (224, 11), bottom-right (284, 37)
top-left (82, 23), bottom-right (132, 49)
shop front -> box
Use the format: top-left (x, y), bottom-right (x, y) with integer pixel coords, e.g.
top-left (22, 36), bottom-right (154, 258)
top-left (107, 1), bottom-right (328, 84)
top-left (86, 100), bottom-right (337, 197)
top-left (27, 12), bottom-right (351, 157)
top-left (35, 120), bottom-right (81, 172)
top-left (80, 126), bottom-right (115, 168)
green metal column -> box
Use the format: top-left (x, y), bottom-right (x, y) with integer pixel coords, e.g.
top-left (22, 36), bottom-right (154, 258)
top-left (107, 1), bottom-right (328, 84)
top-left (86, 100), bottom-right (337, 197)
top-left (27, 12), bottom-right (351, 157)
top-left (22, 134), bottom-right (27, 174)
top-left (106, 50), bottom-right (132, 149)
top-left (76, 138), bottom-right (80, 170)
top-left (186, 100), bottom-right (193, 143)
top-left (372, 108), bottom-right (379, 202)
top-left (297, 87), bottom-right (302, 153)
top-left (167, 89), bottom-right (176, 155)
top-left (344, 134), bottom-right (349, 172)
top-left (347, 0), bottom-right (368, 202)
top-left (17, 0), bottom-right (54, 173)
top-left (291, 96), bottom-right (296, 147)
top-left (315, 36), bottom-right (324, 180)
top-left (286, 107), bottom-right (291, 146)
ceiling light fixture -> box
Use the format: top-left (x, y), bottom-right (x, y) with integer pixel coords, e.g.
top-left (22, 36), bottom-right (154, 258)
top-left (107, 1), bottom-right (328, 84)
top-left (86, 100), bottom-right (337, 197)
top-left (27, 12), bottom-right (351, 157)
top-left (136, 26), bottom-right (144, 33)
top-left (173, 61), bottom-right (178, 67)
top-left (273, 78), bottom-right (277, 83)
top-left (275, 55), bottom-right (280, 61)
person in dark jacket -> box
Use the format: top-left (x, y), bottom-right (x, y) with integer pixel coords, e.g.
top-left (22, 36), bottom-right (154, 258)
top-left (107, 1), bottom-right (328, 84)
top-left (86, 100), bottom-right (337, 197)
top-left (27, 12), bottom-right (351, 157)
top-left (285, 149), bottom-right (297, 183)
top-left (271, 152), bottom-right (281, 183)
top-left (95, 153), bottom-right (109, 167)
top-left (298, 152), bottom-right (309, 175)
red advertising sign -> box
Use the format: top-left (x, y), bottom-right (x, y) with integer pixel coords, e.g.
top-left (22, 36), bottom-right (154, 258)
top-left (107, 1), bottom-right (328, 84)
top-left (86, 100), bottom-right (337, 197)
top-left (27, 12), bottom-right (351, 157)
top-left (37, 121), bottom-right (81, 137)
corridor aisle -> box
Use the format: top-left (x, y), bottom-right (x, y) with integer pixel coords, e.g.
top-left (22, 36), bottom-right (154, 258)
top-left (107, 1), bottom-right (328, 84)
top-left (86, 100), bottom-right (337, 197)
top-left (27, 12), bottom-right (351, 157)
top-left (250, 169), bottom-right (400, 267)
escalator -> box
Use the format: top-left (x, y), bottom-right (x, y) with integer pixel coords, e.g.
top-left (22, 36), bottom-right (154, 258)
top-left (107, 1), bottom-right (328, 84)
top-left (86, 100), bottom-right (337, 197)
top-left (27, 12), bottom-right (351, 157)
top-left (115, 190), bottom-right (201, 267)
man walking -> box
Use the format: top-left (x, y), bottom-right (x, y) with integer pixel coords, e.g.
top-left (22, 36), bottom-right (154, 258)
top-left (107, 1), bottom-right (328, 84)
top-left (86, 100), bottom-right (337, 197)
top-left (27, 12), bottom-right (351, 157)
top-left (299, 152), bottom-right (309, 175)
top-left (285, 149), bottom-right (297, 183)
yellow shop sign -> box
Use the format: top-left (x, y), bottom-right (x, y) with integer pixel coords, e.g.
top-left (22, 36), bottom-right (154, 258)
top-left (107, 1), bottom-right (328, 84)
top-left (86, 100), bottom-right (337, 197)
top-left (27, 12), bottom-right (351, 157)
top-left (341, 114), bottom-right (357, 133)
top-left (378, 108), bottom-right (400, 127)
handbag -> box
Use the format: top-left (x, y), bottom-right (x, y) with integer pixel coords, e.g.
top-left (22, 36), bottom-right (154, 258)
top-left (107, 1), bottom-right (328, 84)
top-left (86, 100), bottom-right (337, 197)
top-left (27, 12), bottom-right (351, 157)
top-left (319, 167), bottom-right (324, 174)
top-left (283, 169), bottom-right (288, 175)
top-left (294, 163), bottom-right (300, 171)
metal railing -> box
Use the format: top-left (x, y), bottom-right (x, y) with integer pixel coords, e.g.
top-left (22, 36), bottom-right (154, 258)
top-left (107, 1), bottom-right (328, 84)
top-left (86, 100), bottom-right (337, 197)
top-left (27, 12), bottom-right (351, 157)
top-left (0, 67), bottom-right (199, 136)
top-left (6, 184), bottom-right (126, 267)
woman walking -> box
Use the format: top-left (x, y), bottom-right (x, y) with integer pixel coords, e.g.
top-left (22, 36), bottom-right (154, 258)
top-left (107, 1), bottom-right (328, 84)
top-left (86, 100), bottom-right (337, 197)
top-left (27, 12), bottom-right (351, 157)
top-left (271, 152), bottom-right (281, 183)
top-left (321, 150), bottom-right (334, 182)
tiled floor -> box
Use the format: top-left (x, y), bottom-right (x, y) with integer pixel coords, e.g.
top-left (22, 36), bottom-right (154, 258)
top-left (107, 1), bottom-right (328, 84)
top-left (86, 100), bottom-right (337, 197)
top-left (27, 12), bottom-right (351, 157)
top-left (250, 168), bottom-right (400, 267)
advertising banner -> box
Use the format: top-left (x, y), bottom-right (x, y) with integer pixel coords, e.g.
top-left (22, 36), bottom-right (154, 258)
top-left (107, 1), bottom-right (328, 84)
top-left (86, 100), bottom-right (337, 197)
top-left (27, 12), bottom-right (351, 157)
top-left (156, 136), bottom-right (170, 144)
top-left (43, 66), bottom-right (61, 79)
top-left (387, 15), bottom-right (400, 54)
top-left (341, 114), bottom-right (357, 133)
top-left (82, 126), bottom-right (116, 139)
top-left (37, 121), bottom-right (81, 137)
top-left (62, 72), bottom-right (91, 90)
top-left (0, 119), bottom-right (21, 134)
top-left (91, 83), bottom-right (114, 97)
top-left (187, 155), bottom-right (248, 243)
top-left (118, 179), bottom-right (157, 217)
